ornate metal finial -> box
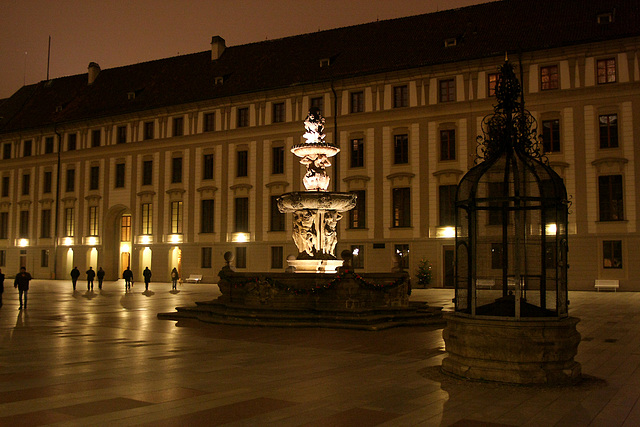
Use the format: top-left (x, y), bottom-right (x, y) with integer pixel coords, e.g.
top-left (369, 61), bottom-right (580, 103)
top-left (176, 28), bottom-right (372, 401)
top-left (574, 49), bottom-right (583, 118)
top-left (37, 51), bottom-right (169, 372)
top-left (476, 60), bottom-right (544, 162)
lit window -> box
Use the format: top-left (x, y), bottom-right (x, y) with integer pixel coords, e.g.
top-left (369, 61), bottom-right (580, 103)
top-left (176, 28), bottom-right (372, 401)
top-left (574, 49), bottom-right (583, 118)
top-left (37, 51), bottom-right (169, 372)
top-left (348, 190), bottom-right (366, 229)
top-left (488, 73), bottom-right (499, 97)
top-left (350, 138), bottom-right (364, 168)
top-left (603, 240), bottom-right (622, 268)
top-left (597, 58), bottom-right (616, 84)
top-left (121, 215), bottom-right (131, 241)
top-left (170, 201), bottom-right (183, 234)
top-left (540, 65), bottom-right (559, 90)
top-left (392, 188), bottom-right (411, 227)
top-left (64, 208), bottom-right (74, 237)
top-left (141, 203), bottom-right (152, 235)
top-left (88, 206), bottom-right (99, 236)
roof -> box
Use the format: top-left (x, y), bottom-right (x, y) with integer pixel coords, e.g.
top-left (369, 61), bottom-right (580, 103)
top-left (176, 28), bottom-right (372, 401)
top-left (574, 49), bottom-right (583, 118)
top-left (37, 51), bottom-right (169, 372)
top-left (1, 0), bottom-right (638, 134)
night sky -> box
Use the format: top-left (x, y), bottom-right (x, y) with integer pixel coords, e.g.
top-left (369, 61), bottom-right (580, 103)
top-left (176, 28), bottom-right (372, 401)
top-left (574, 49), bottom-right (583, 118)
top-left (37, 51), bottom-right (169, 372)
top-left (0, 0), bottom-right (489, 99)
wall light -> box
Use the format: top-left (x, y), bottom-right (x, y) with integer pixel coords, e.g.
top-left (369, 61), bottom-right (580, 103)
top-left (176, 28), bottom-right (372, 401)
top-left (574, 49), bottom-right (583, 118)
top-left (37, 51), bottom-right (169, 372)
top-left (231, 232), bottom-right (250, 243)
top-left (545, 223), bottom-right (557, 235)
top-left (17, 238), bottom-right (29, 247)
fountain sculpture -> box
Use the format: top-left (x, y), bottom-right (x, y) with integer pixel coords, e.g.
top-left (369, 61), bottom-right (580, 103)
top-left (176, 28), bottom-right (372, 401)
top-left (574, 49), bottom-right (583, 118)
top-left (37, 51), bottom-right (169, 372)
top-left (278, 107), bottom-right (356, 273)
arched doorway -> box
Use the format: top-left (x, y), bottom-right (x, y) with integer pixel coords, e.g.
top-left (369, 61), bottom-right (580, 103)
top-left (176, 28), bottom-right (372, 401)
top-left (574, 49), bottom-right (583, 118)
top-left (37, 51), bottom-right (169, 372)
top-left (103, 205), bottom-right (132, 281)
top-left (140, 247), bottom-right (152, 273)
top-left (169, 246), bottom-right (182, 282)
top-left (87, 247), bottom-right (98, 270)
top-left (65, 248), bottom-right (74, 275)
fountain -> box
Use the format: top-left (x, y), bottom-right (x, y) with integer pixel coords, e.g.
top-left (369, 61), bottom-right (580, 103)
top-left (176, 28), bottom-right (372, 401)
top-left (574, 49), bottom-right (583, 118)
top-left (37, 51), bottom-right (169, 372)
top-left (277, 107), bottom-right (356, 273)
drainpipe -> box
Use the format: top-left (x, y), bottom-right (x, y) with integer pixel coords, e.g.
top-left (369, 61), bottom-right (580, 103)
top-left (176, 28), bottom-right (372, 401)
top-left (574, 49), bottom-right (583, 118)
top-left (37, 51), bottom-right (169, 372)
top-left (53, 125), bottom-right (62, 279)
top-left (330, 81), bottom-right (339, 192)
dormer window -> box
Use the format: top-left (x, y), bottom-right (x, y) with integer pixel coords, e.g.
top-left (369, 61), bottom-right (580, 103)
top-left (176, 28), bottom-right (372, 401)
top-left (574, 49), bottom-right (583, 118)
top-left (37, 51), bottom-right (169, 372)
top-left (215, 76), bottom-right (224, 85)
top-left (444, 38), bottom-right (457, 47)
top-left (319, 58), bottom-right (331, 68)
top-left (127, 92), bottom-right (136, 100)
top-left (55, 105), bottom-right (63, 112)
top-left (597, 12), bottom-right (614, 24)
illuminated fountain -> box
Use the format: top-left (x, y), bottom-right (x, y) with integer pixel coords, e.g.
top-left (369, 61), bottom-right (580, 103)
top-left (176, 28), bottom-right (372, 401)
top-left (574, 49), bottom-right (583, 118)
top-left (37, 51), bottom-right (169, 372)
top-left (278, 107), bottom-right (356, 273)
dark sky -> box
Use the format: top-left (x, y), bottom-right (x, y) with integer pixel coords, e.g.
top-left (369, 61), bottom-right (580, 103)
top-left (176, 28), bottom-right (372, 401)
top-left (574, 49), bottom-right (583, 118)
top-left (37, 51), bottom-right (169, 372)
top-left (0, 0), bottom-right (489, 99)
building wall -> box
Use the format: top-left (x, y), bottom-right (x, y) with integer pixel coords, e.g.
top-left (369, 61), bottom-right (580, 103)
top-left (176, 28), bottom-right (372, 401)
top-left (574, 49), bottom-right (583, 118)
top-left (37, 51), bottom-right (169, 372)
top-left (1, 38), bottom-right (640, 290)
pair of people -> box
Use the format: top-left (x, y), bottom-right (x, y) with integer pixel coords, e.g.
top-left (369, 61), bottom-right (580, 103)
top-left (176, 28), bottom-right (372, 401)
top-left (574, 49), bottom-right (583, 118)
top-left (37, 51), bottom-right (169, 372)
top-left (123, 267), bottom-right (152, 291)
top-left (71, 266), bottom-right (105, 291)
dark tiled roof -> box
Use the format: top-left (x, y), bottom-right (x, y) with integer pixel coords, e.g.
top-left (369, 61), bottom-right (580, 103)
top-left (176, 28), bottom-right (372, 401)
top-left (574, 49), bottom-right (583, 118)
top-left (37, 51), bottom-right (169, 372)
top-left (1, 0), bottom-right (638, 133)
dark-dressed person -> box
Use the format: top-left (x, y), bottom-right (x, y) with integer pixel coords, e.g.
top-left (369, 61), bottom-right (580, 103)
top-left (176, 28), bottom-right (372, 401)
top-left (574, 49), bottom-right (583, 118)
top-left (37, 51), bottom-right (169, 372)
top-left (170, 268), bottom-right (179, 290)
top-left (123, 267), bottom-right (133, 291)
top-left (0, 268), bottom-right (4, 307)
top-left (143, 267), bottom-right (152, 291)
top-left (14, 267), bottom-right (32, 310)
top-left (70, 266), bottom-right (80, 291)
top-left (86, 266), bottom-right (96, 291)
top-left (97, 267), bottom-right (105, 290)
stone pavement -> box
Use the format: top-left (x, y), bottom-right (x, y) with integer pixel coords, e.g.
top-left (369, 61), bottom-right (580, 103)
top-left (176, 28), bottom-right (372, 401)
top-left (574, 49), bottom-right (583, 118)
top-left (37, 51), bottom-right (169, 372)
top-left (0, 280), bottom-right (639, 426)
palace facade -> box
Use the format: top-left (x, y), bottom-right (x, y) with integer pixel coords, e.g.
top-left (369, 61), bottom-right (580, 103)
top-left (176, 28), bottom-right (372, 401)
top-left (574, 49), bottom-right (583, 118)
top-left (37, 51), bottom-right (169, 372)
top-left (1, 0), bottom-right (640, 289)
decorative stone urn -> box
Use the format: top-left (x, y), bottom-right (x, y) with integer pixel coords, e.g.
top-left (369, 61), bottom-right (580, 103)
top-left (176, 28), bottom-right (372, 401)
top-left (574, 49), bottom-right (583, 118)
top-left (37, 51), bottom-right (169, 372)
top-left (278, 107), bottom-right (356, 273)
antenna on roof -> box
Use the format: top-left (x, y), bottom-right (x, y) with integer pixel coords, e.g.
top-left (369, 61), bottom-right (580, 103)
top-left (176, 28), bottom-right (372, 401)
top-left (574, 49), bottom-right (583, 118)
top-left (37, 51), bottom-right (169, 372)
top-left (47, 36), bottom-right (51, 80)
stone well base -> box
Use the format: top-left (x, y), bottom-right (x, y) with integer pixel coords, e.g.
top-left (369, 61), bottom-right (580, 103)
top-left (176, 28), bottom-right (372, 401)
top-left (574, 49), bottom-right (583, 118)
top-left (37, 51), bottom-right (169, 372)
top-left (442, 313), bottom-right (581, 384)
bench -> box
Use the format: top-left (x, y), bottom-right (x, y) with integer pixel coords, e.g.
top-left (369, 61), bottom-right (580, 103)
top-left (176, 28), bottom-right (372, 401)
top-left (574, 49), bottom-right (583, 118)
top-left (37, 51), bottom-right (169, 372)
top-left (595, 279), bottom-right (619, 292)
top-left (476, 279), bottom-right (495, 289)
top-left (184, 274), bottom-right (203, 283)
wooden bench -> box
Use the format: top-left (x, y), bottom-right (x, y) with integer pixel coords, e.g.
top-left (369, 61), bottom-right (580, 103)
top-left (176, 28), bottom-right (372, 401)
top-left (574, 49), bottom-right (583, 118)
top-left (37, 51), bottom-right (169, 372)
top-left (595, 279), bottom-right (619, 292)
top-left (184, 274), bottom-right (203, 283)
top-left (476, 279), bottom-right (495, 289)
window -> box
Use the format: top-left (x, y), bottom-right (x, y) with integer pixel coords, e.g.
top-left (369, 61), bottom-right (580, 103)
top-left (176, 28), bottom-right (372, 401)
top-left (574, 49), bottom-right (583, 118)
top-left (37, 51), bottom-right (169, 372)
top-left (488, 181), bottom-right (505, 225)
top-left (603, 240), bottom-right (622, 268)
top-left (393, 134), bottom-right (409, 164)
top-left (393, 85), bottom-right (408, 108)
top-left (440, 129), bottom-right (456, 161)
top-left (117, 126), bottom-right (127, 144)
top-left (2, 176), bottom-right (9, 197)
top-left (235, 197), bottom-right (249, 232)
top-left (350, 91), bottom-right (364, 113)
top-left (170, 201), bottom-right (183, 234)
top-left (91, 129), bottom-right (101, 147)
top-left (599, 175), bottom-right (624, 221)
top-left (121, 215), bottom-right (131, 241)
top-left (115, 163), bottom-right (125, 188)
top-left (89, 206), bottom-right (99, 236)
top-left (439, 185), bottom-right (457, 226)
top-left (40, 209), bottom-right (51, 238)
top-left (3, 143), bottom-right (11, 159)
top-left (237, 107), bottom-right (249, 127)
top-left (42, 171), bottom-right (51, 194)
top-left (439, 79), bottom-right (456, 102)
top-left (143, 121), bottom-right (154, 140)
top-left (203, 113), bottom-right (215, 132)
top-left (236, 247), bottom-right (247, 269)
top-left (272, 102), bottom-right (285, 123)
top-left (597, 58), bottom-right (616, 84)
top-left (141, 203), bottom-right (152, 235)
top-left (65, 168), bottom-right (75, 192)
top-left (491, 243), bottom-right (504, 269)
top-left (201, 247), bottom-right (212, 268)
top-left (349, 190), bottom-right (366, 229)
top-left (201, 199), bottom-right (214, 233)
top-left (488, 73), bottom-right (499, 97)
top-left (41, 250), bottom-right (49, 268)
top-left (395, 244), bottom-right (409, 269)
top-left (171, 157), bottom-right (183, 183)
top-left (540, 65), bottom-right (559, 90)
top-left (67, 133), bottom-right (77, 151)
top-left (142, 160), bottom-right (153, 186)
top-left (44, 137), bottom-right (54, 154)
top-left (64, 208), bottom-right (74, 237)
top-left (270, 196), bottom-right (285, 231)
top-left (392, 187), bottom-right (411, 227)
top-left (23, 140), bottom-right (32, 157)
top-left (271, 246), bottom-right (283, 269)
top-left (0, 250), bottom-right (5, 266)
top-left (351, 245), bottom-right (364, 269)
top-left (310, 96), bottom-right (323, 113)
top-left (542, 119), bottom-right (560, 153)
top-left (203, 154), bottom-right (214, 180)
top-left (599, 114), bottom-right (618, 148)
top-left (22, 174), bottom-right (30, 195)
top-left (272, 146), bottom-right (284, 174)
top-left (90, 166), bottom-right (99, 190)
top-left (237, 150), bottom-right (248, 177)
top-left (172, 117), bottom-right (184, 137)
top-left (350, 138), bottom-right (364, 168)
top-left (0, 212), bottom-right (7, 239)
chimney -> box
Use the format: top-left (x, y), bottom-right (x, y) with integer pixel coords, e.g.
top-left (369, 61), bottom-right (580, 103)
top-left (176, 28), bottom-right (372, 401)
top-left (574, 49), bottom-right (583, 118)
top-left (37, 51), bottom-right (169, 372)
top-left (88, 62), bottom-right (101, 85)
top-left (211, 36), bottom-right (226, 61)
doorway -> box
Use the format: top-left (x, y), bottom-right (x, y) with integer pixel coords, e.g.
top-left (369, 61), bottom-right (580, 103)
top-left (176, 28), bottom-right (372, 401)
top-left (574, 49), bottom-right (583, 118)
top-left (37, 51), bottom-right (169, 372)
top-left (443, 245), bottom-right (455, 288)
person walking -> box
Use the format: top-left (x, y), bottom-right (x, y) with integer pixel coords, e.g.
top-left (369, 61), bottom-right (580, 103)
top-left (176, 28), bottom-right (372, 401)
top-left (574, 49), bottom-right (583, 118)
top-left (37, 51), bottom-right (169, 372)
top-left (0, 268), bottom-right (4, 307)
top-left (143, 267), bottom-right (152, 291)
top-left (123, 267), bottom-right (133, 291)
top-left (97, 267), bottom-right (105, 290)
top-left (14, 267), bottom-right (32, 310)
top-left (70, 266), bottom-right (80, 291)
top-left (86, 266), bottom-right (96, 291)
top-left (170, 268), bottom-right (179, 290)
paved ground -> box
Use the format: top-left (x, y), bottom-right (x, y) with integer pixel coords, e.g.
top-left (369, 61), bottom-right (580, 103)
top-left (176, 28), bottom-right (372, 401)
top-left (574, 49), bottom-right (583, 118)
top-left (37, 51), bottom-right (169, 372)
top-left (0, 280), bottom-right (639, 426)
